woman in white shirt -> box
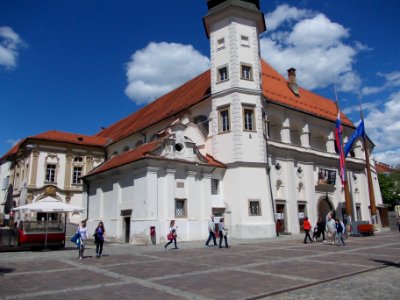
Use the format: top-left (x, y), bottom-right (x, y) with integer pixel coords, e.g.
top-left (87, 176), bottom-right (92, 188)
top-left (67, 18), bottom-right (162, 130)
top-left (164, 220), bottom-right (178, 250)
top-left (77, 220), bottom-right (89, 259)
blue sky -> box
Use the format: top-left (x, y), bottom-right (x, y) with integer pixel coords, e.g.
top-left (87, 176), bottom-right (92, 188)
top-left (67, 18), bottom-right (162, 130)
top-left (1, 0), bottom-right (399, 165)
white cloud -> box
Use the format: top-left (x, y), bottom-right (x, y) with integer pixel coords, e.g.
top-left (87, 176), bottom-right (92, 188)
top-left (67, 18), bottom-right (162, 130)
top-left (125, 42), bottom-right (210, 105)
top-left (0, 26), bottom-right (24, 69)
top-left (362, 71), bottom-right (400, 96)
top-left (365, 90), bottom-right (400, 166)
top-left (261, 5), bottom-right (362, 93)
top-left (265, 5), bottom-right (313, 31)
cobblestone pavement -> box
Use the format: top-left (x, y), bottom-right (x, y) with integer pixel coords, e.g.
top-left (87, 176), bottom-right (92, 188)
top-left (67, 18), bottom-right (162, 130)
top-left (0, 232), bottom-right (399, 300)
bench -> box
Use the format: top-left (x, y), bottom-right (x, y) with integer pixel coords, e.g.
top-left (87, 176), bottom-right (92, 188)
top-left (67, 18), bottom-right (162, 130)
top-left (357, 224), bottom-right (374, 236)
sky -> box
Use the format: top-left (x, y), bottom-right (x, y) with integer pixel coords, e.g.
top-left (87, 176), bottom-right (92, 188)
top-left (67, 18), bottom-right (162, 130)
top-left (1, 0), bottom-right (399, 166)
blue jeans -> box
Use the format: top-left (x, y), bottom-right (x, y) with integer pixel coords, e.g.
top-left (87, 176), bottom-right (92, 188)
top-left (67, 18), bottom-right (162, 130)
top-left (205, 231), bottom-right (217, 246)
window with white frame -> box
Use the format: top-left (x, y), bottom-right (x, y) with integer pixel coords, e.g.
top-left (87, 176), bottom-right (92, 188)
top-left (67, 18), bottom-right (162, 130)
top-left (72, 166), bottom-right (83, 184)
top-left (211, 179), bottom-right (219, 195)
top-left (249, 200), bottom-right (261, 216)
top-left (241, 64), bottom-right (253, 80)
top-left (45, 164), bottom-right (56, 183)
top-left (218, 106), bottom-right (230, 133)
top-left (217, 38), bottom-right (225, 50)
top-left (241, 35), bottom-right (249, 46)
top-left (175, 199), bottom-right (187, 218)
top-left (243, 106), bottom-right (255, 131)
top-left (217, 66), bottom-right (229, 82)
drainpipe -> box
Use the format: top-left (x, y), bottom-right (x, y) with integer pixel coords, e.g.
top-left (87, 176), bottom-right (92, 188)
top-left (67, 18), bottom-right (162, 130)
top-left (84, 181), bottom-right (90, 221)
top-left (263, 107), bottom-right (278, 236)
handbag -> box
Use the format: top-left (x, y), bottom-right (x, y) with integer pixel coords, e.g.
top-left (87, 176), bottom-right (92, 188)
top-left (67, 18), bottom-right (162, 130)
top-left (167, 233), bottom-right (174, 241)
top-left (70, 232), bottom-right (81, 243)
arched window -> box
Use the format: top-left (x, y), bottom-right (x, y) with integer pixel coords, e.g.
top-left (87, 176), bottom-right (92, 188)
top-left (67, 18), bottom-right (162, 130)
top-left (123, 146), bottom-right (130, 152)
top-left (194, 115), bottom-right (209, 137)
top-left (135, 140), bottom-right (144, 147)
top-left (290, 127), bottom-right (302, 146)
top-left (310, 131), bottom-right (327, 152)
top-left (268, 118), bottom-right (281, 141)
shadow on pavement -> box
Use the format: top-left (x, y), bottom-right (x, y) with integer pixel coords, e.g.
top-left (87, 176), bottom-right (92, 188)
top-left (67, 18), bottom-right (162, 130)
top-left (371, 259), bottom-right (400, 268)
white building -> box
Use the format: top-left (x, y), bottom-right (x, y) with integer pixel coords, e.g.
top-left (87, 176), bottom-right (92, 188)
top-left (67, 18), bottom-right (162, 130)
top-left (0, 130), bottom-right (105, 224)
top-left (81, 0), bottom-right (383, 244)
top-left (1, 0), bottom-right (384, 243)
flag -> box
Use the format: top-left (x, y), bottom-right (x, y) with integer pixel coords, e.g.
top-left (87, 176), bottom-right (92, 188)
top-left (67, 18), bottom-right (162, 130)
top-left (344, 120), bottom-right (365, 157)
top-left (335, 111), bottom-right (346, 185)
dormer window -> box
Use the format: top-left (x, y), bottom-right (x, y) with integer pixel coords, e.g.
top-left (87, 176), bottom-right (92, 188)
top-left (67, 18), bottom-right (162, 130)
top-left (217, 66), bottom-right (229, 82)
top-left (241, 35), bottom-right (249, 47)
top-left (74, 156), bottom-right (83, 163)
top-left (217, 38), bottom-right (225, 50)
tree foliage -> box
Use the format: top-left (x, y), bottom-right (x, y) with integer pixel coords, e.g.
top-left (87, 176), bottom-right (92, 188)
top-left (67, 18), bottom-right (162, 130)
top-left (378, 170), bottom-right (400, 209)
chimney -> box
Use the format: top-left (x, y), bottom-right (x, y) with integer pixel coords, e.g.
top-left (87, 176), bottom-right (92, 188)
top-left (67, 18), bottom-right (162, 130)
top-left (287, 68), bottom-right (299, 96)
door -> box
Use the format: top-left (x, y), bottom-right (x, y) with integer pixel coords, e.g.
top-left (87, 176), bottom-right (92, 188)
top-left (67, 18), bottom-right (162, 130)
top-left (276, 204), bottom-right (286, 233)
top-left (124, 217), bottom-right (130, 243)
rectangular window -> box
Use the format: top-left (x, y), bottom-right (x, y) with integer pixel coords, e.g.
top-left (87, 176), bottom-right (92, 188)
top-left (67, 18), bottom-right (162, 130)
top-left (211, 179), bottom-right (219, 195)
top-left (217, 66), bottom-right (229, 82)
top-left (72, 166), bottom-right (83, 184)
top-left (175, 199), bottom-right (187, 218)
top-left (2, 176), bottom-right (10, 190)
top-left (241, 35), bottom-right (249, 46)
top-left (218, 107), bottom-right (230, 132)
top-left (241, 64), bottom-right (253, 80)
top-left (217, 38), bottom-right (225, 50)
top-left (46, 164), bottom-right (56, 183)
top-left (249, 200), bottom-right (261, 216)
top-left (74, 156), bottom-right (83, 162)
top-left (356, 205), bottom-right (362, 220)
top-left (243, 107), bottom-right (255, 131)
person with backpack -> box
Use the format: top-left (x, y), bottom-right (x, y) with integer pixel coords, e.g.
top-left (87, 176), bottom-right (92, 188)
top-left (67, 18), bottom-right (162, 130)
top-left (76, 220), bottom-right (89, 259)
top-left (164, 220), bottom-right (178, 250)
top-left (335, 219), bottom-right (345, 246)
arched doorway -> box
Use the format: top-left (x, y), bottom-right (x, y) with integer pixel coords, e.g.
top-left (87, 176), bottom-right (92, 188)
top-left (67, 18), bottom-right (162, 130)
top-left (318, 196), bottom-right (334, 219)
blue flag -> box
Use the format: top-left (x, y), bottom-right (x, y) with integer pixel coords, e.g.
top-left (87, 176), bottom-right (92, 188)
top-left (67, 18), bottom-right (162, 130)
top-left (344, 120), bottom-right (365, 157)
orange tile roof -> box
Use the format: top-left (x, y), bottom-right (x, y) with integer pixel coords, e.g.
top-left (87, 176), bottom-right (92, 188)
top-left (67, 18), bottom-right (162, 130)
top-left (0, 130), bottom-right (107, 162)
top-left (375, 162), bottom-right (394, 174)
top-left (97, 70), bottom-right (211, 144)
top-left (85, 141), bottom-right (163, 177)
top-left (97, 60), bottom-right (354, 146)
top-left (84, 141), bottom-right (225, 177)
top-left (261, 60), bottom-right (353, 127)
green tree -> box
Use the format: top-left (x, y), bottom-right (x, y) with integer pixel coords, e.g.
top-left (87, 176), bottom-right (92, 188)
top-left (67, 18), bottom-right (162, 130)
top-left (378, 170), bottom-right (400, 210)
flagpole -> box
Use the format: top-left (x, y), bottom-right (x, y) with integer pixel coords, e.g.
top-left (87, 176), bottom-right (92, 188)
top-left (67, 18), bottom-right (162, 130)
top-left (358, 97), bottom-right (378, 224)
top-left (333, 79), bottom-right (353, 225)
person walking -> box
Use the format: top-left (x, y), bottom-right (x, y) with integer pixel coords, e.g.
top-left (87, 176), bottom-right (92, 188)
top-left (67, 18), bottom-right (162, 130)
top-left (205, 215), bottom-right (217, 247)
top-left (94, 221), bottom-right (106, 258)
top-left (164, 220), bottom-right (178, 250)
top-left (76, 220), bottom-right (89, 259)
top-left (325, 214), bottom-right (336, 245)
top-left (397, 216), bottom-right (400, 232)
top-left (303, 217), bottom-right (313, 244)
top-left (313, 216), bottom-right (326, 242)
top-left (218, 218), bottom-right (229, 248)
top-left (335, 219), bottom-right (346, 246)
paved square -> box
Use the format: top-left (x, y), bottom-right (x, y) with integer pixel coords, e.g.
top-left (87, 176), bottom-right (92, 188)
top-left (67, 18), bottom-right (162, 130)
top-left (0, 231), bottom-right (399, 299)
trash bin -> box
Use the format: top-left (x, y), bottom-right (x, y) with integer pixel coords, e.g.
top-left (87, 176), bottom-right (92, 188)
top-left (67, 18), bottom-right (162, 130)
top-left (150, 226), bottom-right (156, 245)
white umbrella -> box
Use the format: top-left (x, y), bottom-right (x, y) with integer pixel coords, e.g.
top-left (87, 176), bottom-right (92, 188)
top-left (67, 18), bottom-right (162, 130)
top-left (13, 196), bottom-right (85, 213)
top-left (12, 196), bottom-right (85, 249)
